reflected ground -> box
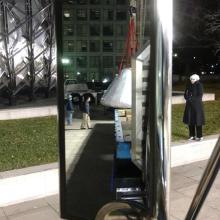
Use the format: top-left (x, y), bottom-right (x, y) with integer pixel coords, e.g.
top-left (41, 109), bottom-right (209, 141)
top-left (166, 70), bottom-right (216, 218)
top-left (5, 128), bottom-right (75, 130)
top-left (64, 104), bottom-right (116, 219)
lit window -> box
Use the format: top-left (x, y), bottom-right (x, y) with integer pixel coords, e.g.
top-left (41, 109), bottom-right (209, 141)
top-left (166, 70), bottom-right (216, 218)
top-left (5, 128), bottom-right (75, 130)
top-left (63, 9), bottom-right (74, 20)
top-left (103, 41), bottom-right (113, 52)
top-left (64, 12), bottom-right (71, 19)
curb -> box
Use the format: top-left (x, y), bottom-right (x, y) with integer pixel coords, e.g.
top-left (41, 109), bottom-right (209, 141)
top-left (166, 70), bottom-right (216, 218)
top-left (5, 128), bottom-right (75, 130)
top-left (0, 135), bottom-right (218, 207)
top-left (0, 163), bottom-right (58, 207)
top-left (0, 105), bottom-right (57, 120)
top-left (171, 135), bottom-right (218, 167)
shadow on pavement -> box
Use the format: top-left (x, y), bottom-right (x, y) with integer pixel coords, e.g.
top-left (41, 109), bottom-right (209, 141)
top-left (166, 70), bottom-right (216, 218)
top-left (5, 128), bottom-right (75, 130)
top-left (66, 123), bottom-right (116, 220)
top-left (73, 105), bottom-right (114, 121)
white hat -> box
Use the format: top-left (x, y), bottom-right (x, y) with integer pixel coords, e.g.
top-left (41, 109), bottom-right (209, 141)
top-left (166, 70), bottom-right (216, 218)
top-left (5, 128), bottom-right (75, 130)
top-left (190, 74), bottom-right (200, 81)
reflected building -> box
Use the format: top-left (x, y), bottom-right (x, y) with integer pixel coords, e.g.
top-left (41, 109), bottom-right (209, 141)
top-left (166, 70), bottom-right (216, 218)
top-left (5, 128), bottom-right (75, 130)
top-left (63, 0), bottom-right (129, 82)
top-left (0, 0), bottom-right (55, 103)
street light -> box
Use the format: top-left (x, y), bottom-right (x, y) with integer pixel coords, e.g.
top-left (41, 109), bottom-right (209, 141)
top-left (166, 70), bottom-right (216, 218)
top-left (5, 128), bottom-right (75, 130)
top-left (61, 58), bottom-right (70, 64)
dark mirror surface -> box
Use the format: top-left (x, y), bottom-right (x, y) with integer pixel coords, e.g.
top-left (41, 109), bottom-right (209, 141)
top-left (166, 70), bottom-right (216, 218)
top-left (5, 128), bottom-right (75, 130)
top-left (57, 0), bottom-right (148, 219)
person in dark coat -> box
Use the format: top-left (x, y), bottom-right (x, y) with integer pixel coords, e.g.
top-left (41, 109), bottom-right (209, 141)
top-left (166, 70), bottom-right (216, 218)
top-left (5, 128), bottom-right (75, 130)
top-left (80, 96), bottom-right (92, 129)
top-left (183, 74), bottom-right (205, 141)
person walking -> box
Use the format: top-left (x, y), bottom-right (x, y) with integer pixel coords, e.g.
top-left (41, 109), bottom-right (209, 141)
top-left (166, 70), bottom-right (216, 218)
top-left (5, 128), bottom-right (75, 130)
top-left (80, 96), bottom-right (92, 129)
top-left (183, 74), bottom-right (205, 141)
top-left (66, 94), bottom-right (74, 125)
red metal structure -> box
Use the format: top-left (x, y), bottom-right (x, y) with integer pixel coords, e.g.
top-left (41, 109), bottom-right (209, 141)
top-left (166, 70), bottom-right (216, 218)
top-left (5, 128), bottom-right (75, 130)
top-left (119, 9), bottom-right (137, 74)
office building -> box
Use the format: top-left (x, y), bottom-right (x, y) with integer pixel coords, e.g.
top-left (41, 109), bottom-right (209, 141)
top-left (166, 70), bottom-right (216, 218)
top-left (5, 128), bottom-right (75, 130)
top-left (62, 0), bottom-right (129, 82)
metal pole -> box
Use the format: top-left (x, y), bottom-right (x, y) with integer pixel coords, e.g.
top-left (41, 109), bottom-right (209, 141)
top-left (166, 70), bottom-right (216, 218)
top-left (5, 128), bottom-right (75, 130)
top-left (147, 0), bottom-right (173, 219)
top-left (185, 136), bottom-right (220, 220)
top-left (1, 1), bottom-right (16, 105)
top-left (45, 0), bottom-right (54, 98)
top-left (54, 0), bottom-right (66, 218)
top-left (25, 0), bottom-right (35, 101)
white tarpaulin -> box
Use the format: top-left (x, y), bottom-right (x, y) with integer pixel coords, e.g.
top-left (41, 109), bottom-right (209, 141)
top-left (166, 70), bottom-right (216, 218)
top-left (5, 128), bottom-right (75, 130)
top-left (101, 68), bottom-right (132, 108)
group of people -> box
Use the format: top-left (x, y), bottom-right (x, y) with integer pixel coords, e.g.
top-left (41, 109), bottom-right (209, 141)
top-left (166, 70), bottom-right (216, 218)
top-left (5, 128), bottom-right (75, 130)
top-left (65, 95), bottom-right (92, 129)
top-left (65, 73), bottom-right (205, 140)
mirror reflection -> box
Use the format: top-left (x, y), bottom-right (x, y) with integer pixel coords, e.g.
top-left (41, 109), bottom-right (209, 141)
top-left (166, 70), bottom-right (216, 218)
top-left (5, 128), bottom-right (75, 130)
top-left (62, 0), bottom-right (140, 219)
top-left (60, 0), bottom-right (154, 219)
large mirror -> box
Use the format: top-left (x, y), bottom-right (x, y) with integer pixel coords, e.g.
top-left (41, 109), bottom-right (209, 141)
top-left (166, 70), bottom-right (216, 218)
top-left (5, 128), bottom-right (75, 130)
top-left (55, 0), bottom-right (172, 219)
top-left (56, 0), bottom-right (141, 219)
top-left (56, 0), bottom-right (220, 219)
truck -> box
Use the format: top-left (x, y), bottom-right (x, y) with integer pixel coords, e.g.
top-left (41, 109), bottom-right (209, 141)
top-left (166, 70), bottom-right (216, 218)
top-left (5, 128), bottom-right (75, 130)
top-left (64, 79), bottom-right (99, 104)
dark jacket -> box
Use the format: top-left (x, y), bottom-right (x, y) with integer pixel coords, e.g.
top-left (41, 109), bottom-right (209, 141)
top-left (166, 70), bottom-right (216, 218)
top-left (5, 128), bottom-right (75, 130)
top-left (183, 81), bottom-right (205, 126)
top-left (82, 101), bottom-right (90, 114)
top-left (66, 100), bottom-right (73, 111)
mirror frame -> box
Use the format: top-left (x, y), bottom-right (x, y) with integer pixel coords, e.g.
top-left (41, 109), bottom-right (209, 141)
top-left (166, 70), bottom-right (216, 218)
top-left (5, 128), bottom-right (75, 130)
top-left (54, 0), bottom-right (173, 219)
top-left (54, 0), bottom-right (67, 218)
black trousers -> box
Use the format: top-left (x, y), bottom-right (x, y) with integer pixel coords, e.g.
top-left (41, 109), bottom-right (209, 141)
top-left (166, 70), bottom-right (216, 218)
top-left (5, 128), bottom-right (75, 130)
top-left (189, 125), bottom-right (203, 138)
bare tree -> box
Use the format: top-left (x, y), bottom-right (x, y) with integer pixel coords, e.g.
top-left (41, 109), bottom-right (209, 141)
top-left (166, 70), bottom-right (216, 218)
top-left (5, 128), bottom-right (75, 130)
top-left (173, 0), bottom-right (220, 79)
top-left (205, 6), bottom-right (220, 58)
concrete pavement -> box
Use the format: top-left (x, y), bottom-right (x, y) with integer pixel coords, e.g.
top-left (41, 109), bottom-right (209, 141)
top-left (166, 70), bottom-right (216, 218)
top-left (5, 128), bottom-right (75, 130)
top-left (0, 160), bottom-right (220, 220)
top-left (0, 102), bottom-right (219, 219)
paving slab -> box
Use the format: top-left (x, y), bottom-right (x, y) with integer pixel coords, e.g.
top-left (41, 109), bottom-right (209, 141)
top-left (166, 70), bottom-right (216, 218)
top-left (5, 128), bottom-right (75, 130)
top-left (44, 195), bottom-right (60, 213)
top-left (170, 160), bottom-right (220, 220)
top-left (1, 160), bottom-right (219, 220)
top-left (0, 208), bottom-right (5, 217)
top-left (7, 206), bottom-right (61, 220)
top-left (3, 198), bottom-right (48, 217)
